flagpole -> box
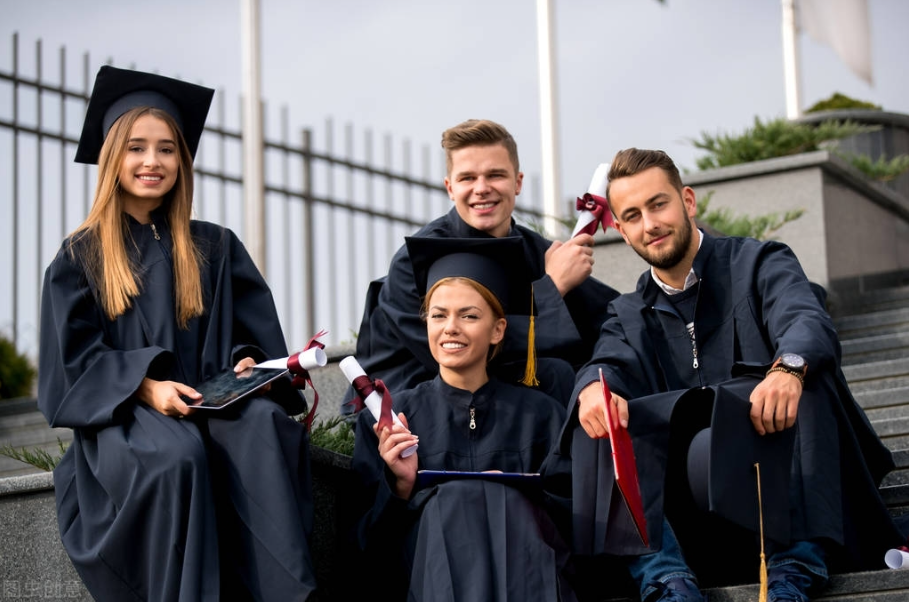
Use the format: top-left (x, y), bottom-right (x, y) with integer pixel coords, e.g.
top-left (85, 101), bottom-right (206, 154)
top-left (536, 0), bottom-right (562, 238)
top-left (781, 0), bottom-right (802, 119)
top-left (241, 0), bottom-right (266, 274)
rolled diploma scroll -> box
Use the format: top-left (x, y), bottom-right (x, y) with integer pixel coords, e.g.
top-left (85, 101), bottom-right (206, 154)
top-left (571, 162), bottom-right (611, 238)
top-left (339, 356), bottom-right (417, 458)
top-left (255, 347), bottom-right (328, 371)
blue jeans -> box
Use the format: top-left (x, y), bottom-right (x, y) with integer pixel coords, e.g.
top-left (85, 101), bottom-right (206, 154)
top-left (624, 519), bottom-right (698, 601)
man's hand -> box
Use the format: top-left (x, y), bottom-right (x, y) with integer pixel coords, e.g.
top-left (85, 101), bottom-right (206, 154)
top-left (376, 413), bottom-right (419, 499)
top-left (137, 377), bottom-right (198, 418)
top-left (749, 370), bottom-right (802, 435)
top-left (545, 234), bottom-right (595, 297)
top-left (577, 380), bottom-right (628, 439)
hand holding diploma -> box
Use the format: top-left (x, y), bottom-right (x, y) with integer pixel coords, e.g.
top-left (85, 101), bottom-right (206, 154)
top-left (341, 356), bottom-right (417, 458)
top-left (571, 163), bottom-right (614, 238)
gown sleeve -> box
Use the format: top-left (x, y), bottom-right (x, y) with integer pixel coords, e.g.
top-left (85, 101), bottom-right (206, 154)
top-left (37, 247), bottom-right (171, 428)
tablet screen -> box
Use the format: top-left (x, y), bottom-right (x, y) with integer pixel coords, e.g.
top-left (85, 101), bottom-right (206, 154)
top-left (183, 367), bottom-right (290, 410)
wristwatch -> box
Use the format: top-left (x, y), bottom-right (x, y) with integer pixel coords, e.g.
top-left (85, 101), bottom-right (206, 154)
top-left (767, 353), bottom-right (807, 384)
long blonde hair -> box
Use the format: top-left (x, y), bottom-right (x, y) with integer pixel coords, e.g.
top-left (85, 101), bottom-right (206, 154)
top-left (68, 107), bottom-right (204, 328)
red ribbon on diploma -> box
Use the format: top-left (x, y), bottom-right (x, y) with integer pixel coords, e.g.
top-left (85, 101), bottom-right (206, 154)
top-left (290, 329), bottom-right (328, 432)
top-left (574, 193), bottom-right (615, 236)
top-left (349, 375), bottom-right (395, 431)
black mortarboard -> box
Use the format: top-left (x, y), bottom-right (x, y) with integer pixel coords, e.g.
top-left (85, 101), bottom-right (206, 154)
top-left (75, 65), bottom-right (215, 164)
top-left (406, 236), bottom-right (531, 313)
top-left (677, 376), bottom-right (797, 545)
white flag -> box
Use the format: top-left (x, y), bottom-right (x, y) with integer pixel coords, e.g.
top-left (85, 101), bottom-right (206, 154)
top-left (797, 0), bottom-right (873, 85)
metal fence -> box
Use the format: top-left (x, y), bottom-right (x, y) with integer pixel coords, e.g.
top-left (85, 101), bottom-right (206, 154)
top-left (0, 33), bottom-right (546, 360)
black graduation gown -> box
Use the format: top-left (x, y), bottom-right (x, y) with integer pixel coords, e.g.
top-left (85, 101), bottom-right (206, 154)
top-left (350, 376), bottom-right (576, 602)
top-left (38, 213), bottom-right (316, 601)
top-left (545, 233), bottom-right (904, 582)
top-left (352, 208), bottom-right (619, 405)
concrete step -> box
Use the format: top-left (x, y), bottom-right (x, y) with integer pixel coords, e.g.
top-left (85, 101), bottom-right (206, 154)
top-left (835, 307), bottom-right (909, 340)
top-left (881, 450), bottom-right (909, 487)
top-left (842, 331), bottom-right (909, 365)
top-left (831, 281), bottom-right (909, 317)
top-left (842, 358), bottom-right (909, 386)
top-left (857, 386), bottom-right (909, 412)
top-left (882, 434), bottom-right (909, 453)
top-left (866, 403), bottom-right (909, 424)
top-left (873, 417), bottom-right (909, 439)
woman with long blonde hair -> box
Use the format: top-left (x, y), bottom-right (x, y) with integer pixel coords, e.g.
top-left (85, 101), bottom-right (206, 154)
top-left (38, 66), bottom-right (316, 602)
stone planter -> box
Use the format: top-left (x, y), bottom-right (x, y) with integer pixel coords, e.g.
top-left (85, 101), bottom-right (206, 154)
top-left (797, 109), bottom-right (909, 201)
top-left (677, 150), bottom-right (909, 296)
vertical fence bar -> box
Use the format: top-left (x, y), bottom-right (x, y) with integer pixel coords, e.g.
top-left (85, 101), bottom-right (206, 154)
top-left (36, 39), bottom-right (44, 344)
top-left (301, 128), bottom-right (315, 340)
top-left (362, 127), bottom-right (375, 325)
top-left (324, 117), bottom-right (336, 337)
top-left (12, 33), bottom-right (20, 346)
top-left (279, 105), bottom-right (293, 341)
top-left (403, 138), bottom-right (413, 229)
top-left (383, 132), bottom-right (393, 274)
top-left (421, 143), bottom-right (432, 225)
top-left (59, 45), bottom-right (67, 244)
top-left (344, 123), bottom-right (355, 340)
top-left (81, 53), bottom-right (90, 219)
top-left (215, 92), bottom-right (226, 225)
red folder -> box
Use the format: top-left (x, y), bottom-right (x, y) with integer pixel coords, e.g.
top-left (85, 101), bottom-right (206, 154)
top-left (600, 369), bottom-right (649, 547)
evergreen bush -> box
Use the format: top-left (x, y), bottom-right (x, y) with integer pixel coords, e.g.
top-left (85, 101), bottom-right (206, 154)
top-left (0, 335), bottom-right (36, 399)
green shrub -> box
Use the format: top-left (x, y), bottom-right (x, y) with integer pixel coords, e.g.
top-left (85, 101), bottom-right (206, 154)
top-left (843, 153), bottom-right (909, 183)
top-left (691, 117), bottom-right (878, 171)
top-left (806, 92), bottom-right (881, 113)
top-left (0, 334), bottom-right (36, 399)
top-left (307, 414), bottom-right (355, 456)
top-left (0, 439), bottom-right (68, 472)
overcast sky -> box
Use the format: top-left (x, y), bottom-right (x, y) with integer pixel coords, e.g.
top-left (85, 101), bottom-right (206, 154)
top-left (3, 0), bottom-right (909, 355)
top-left (4, 0), bottom-right (908, 199)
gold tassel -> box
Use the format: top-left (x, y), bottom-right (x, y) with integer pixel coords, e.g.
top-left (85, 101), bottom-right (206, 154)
top-left (756, 462), bottom-right (768, 602)
top-left (521, 286), bottom-right (539, 387)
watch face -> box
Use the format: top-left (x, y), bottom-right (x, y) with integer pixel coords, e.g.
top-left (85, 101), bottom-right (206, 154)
top-left (781, 353), bottom-right (805, 369)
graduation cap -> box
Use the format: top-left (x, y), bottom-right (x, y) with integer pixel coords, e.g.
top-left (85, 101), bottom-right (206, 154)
top-left (75, 65), bottom-right (215, 164)
top-left (405, 236), bottom-right (540, 384)
top-left (677, 377), bottom-right (797, 546)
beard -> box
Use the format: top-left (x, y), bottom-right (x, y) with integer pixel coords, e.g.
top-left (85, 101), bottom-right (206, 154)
top-left (633, 217), bottom-right (694, 270)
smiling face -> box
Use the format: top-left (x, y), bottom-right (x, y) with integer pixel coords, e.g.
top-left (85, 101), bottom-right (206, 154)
top-left (425, 279), bottom-right (506, 385)
top-left (444, 143), bottom-right (523, 238)
top-left (609, 166), bottom-right (700, 282)
top-left (117, 113), bottom-right (179, 220)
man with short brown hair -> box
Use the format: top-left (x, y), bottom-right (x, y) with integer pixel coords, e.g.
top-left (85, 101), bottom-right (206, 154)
top-left (351, 119), bottom-right (619, 405)
top-left (548, 147), bottom-right (904, 601)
